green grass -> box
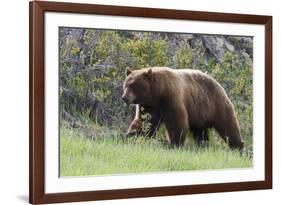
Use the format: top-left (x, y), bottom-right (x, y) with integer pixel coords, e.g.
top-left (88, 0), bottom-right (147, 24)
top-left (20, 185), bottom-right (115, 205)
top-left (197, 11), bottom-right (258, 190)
top-left (60, 125), bottom-right (252, 176)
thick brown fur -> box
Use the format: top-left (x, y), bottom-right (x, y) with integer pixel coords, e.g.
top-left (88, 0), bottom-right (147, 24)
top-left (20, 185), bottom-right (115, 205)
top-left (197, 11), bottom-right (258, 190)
top-left (122, 67), bottom-right (244, 150)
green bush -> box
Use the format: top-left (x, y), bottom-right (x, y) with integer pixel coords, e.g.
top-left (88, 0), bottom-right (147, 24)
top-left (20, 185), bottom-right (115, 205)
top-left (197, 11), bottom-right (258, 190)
top-left (175, 43), bottom-right (193, 69)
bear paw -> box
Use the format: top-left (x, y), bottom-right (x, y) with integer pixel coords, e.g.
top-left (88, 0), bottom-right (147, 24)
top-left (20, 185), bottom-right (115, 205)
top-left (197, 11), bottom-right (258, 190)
top-left (127, 119), bottom-right (142, 137)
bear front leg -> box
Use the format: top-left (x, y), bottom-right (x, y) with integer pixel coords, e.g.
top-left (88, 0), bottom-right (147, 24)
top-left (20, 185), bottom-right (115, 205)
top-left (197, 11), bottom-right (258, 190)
top-left (191, 128), bottom-right (209, 146)
top-left (127, 104), bottom-right (142, 137)
top-left (163, 105), bottom-right (189, 147)
top-left (127, 105), bottom-right (162, 138)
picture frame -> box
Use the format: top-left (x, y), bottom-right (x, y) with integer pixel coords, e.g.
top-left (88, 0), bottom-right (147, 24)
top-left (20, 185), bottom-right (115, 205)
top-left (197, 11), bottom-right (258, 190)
top-left (29, 1), bottom-right (272, 204)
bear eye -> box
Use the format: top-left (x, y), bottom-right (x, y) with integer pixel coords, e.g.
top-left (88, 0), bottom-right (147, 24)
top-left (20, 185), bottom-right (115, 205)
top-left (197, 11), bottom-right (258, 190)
top-left (129, 82), bottom-right (136, 88)
top-left (125, 81), bottom-right (133, 88)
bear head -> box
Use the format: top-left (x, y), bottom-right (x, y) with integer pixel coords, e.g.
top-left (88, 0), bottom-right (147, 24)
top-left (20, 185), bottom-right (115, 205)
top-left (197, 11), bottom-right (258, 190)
top-left (122, 67), bottom-right (154, 106)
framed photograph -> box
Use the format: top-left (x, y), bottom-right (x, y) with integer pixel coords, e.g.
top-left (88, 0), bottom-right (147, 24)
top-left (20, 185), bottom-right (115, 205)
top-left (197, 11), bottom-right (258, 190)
top-left (29, 1), bottom-right (272, 204)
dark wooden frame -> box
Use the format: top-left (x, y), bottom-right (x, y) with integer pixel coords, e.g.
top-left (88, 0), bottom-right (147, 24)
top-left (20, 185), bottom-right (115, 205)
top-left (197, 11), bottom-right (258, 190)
top-left (29, 1), bottom-right (272, 204)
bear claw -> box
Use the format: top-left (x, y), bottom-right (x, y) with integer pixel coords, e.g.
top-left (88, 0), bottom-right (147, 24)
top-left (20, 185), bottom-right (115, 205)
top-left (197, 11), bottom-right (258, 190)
top-left (126, 130), bottom-right (138, 137)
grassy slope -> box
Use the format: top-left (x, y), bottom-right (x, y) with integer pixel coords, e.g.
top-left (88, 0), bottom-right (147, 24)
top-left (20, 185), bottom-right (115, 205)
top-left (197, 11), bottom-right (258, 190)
top-left (60, 126), bottom-right (252, 176)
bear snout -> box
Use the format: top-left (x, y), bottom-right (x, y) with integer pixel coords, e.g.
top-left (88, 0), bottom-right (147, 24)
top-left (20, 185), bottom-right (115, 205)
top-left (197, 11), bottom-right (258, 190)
top-left (122, 95), bottom-right (129, 103)
top-left (122, 89), bottom-right (136, 104)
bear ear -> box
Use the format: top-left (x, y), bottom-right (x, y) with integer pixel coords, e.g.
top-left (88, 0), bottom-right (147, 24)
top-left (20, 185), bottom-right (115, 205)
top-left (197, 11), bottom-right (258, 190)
top-left (144, 68), bottom-right (153, 81)
top-left (125, 66), bottom-right (132, 76)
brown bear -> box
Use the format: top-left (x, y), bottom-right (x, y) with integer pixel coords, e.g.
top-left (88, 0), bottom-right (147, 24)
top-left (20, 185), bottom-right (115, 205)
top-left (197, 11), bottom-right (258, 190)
top-left (122, 66), bottom-right (244, 150)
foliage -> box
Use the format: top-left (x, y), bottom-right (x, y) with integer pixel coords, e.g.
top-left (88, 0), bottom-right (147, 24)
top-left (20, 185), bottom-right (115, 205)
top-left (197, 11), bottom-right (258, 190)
top-left (125, 32), bottom-right (169, 68)
top-left (174, 42), bottom-right (193, 69)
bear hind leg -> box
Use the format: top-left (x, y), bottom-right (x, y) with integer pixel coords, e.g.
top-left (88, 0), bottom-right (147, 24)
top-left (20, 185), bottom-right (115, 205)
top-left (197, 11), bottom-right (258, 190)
top-left (215, 125), bottom-right (244, 151)
top-left (228, 136), bottom-right (244, 150)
